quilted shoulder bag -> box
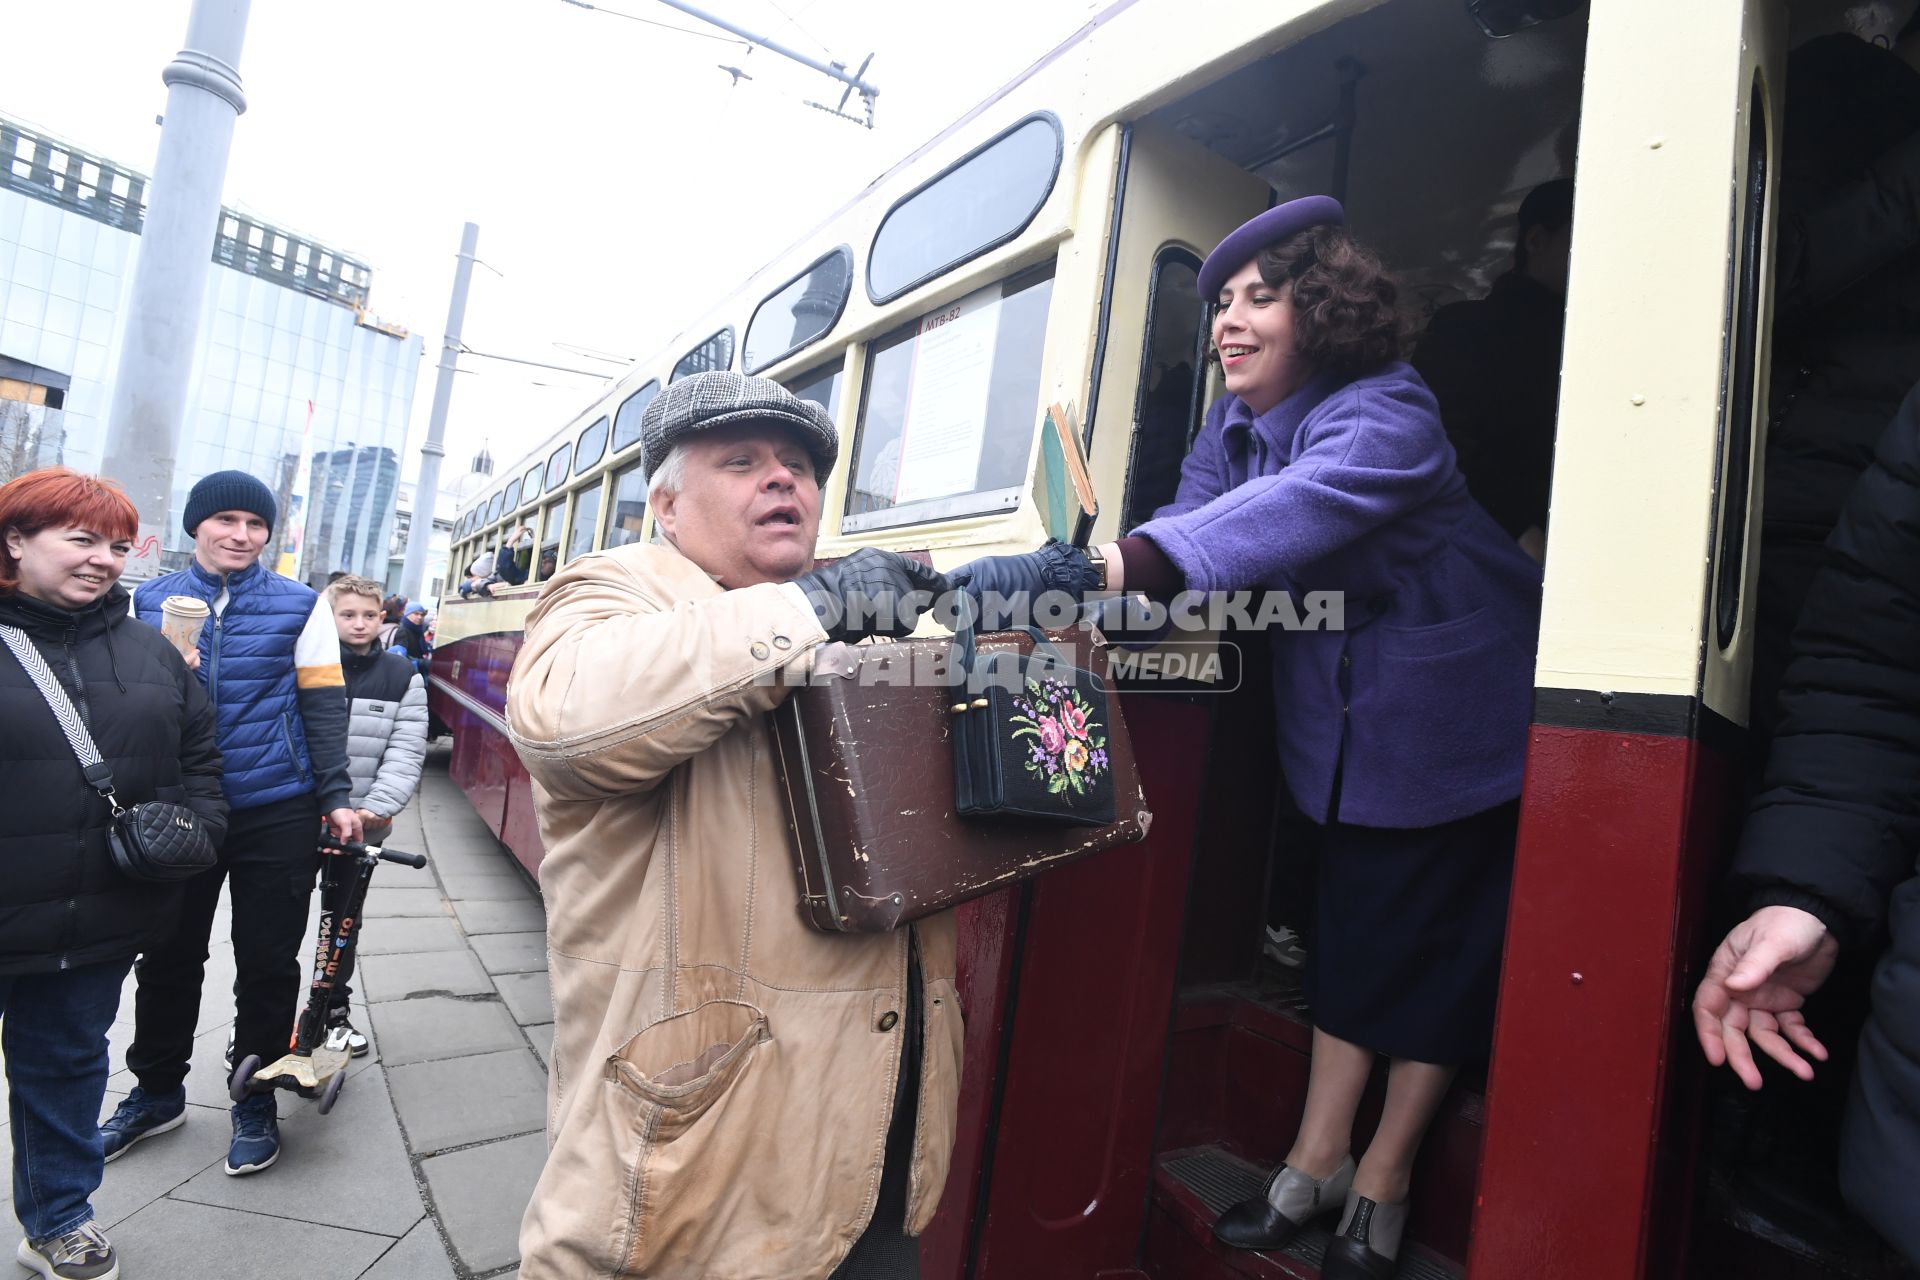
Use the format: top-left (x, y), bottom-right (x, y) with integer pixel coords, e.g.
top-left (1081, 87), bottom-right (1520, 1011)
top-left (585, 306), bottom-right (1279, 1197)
top-left (951, 620), bottom-right (1117, 827)
top-left (0, 624), bottom-right (217, 883)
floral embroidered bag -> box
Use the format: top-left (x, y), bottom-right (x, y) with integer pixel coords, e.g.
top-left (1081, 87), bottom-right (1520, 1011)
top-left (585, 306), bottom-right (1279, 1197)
top-left (951, 621), bottom-right (1116, 827)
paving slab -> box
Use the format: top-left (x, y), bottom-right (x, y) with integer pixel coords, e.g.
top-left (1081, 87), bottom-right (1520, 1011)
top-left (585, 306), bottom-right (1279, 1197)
top-left (387, 1049), bottom-right (549, 1153)
top-left (359, 1213), bottom-right (458, 1280)
top-left (91, 1101), bottom-right (230, 1229)
top-left (358, 948), bottom-right (495, 1002)
top-left (439, 871), bottom-right (537, 902)
top-left (361, 886), bottom-right (451, 917)
top-left (524, 1023), bottom-right (555, 1070)
top-left (171, 1071), bottom-right (426, 1236)
top-left (355, 915), bottom-right (467, 955)
top-left (421, 1131), bottom-right (548, 1274)
top-left (370, 995), bottom-right (524, 1066)
top-left (453, 898), bottom-right (547, 935)
top-left (495, 971), bottom-right (554, 1026)
top-left (107, 1198), bottom-right (394, 1278)
top-left (469, 930), bottom-right (548, 975)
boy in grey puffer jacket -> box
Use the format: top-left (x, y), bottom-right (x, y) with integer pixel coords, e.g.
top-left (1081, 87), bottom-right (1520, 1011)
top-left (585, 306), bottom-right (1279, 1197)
top-left (325, 575), bottom-right (429, 1055)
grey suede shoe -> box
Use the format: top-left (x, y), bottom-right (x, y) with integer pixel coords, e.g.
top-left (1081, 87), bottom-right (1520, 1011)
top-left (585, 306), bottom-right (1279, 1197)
top-left (1211, 1154), bottom-right (1356, 1251)
top-left (1321, 1190), bottom-right (1411, 1279)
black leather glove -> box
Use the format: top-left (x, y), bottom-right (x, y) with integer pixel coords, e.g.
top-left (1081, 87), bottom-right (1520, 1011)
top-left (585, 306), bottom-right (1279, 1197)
top-left (945, 542), bottom-right (1102, 630)
top-left (793, 547), bottom-right (951, 644)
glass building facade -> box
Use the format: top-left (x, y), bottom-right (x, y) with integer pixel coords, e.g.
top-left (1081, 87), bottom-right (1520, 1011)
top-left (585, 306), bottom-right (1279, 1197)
top-left (0, 117), bottom-right (421, 583)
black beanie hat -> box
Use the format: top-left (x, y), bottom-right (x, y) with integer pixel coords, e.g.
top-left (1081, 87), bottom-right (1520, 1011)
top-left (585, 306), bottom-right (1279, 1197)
top-left (183, 470), bottom-right (277, 535)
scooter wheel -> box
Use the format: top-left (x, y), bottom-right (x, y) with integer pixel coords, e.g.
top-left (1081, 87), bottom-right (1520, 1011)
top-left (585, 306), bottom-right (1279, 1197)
top-left (229, 1054), bottom-right (263, 1104)
top-left (317, 1071), bottom-right (345, 1116)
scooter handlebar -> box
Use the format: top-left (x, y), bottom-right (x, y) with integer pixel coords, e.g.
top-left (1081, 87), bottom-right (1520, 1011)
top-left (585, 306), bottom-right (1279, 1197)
top-left (318, 831), bottom-right (427, 869)
top-left (377, 848), bottom-right (428, 869)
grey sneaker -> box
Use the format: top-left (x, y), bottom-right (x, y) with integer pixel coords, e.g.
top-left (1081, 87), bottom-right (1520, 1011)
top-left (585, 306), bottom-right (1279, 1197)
top-left (16, 1218), bottom-right (119, 1280)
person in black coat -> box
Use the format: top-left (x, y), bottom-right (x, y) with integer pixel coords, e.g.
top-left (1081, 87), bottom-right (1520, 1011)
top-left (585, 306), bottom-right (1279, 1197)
top-left (1693, 383), bottom-right (1920, 1268)
top-left (0, 467), bottom-right (225, 1280)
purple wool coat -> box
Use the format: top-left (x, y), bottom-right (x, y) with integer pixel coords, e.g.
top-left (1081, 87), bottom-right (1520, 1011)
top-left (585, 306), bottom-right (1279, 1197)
top-left (1131, 362), bottom-right (1542, 829)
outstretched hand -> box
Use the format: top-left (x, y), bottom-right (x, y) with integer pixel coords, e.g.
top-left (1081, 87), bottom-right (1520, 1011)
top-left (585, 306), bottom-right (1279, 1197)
top-left (1692, 904), bottom-right (1839, 1090)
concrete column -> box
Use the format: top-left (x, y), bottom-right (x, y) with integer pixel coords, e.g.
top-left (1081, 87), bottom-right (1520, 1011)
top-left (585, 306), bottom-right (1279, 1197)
top-left (399, 222), bottom-right (479, 604)
top-left (102, 0), bottom-right (251, 576)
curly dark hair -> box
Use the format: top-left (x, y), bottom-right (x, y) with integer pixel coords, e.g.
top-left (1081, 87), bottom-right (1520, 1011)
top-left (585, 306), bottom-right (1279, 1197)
top-left (1243, 225), bottom-right (1410, 377)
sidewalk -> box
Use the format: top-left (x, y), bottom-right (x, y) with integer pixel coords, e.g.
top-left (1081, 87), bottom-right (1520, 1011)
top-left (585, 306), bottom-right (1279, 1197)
top-left (2, 745), bottom-right (551, 1279)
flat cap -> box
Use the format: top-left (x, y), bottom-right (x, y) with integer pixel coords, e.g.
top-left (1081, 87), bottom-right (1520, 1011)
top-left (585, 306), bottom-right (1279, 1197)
top-left (640, 371), bottom-right (839, 480)
top-left (1197, 195), bottom-right (1346, 300)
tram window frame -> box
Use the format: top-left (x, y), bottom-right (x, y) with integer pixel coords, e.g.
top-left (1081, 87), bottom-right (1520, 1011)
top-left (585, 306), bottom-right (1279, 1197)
top-left (604, 458), bottom-right (649, 550)
top-left (521, 463), bottom-right (544, 509)
top-left (501, 476), bottom-right (521, 514)
top-left (843, 264), bottom-right (1056, 533)
top-left (535, 500), bottom-right (565, 582)
top-left (1713, 74), bottom-right (1769, 652)
top-left (744, 246), bottom-right (854, 375)
top-left (567, 477), bottom-right (603, 564)
top-left (545, 442), bottom-right (572, 494)
top-left (670, 328), bottom-right (735, 383)
top-left (783, 357), bottom-right (845, 421)
top-left (611, 380), bottom-right (661, 454)
top-left (486, 490), bottom-right (505, 524)
top-left (866, 113), bottom-right (1064, 306)
top-left (575, 416), bottom-right (610, 475)
top-left (1120, 247), bottom-right (1206, 532)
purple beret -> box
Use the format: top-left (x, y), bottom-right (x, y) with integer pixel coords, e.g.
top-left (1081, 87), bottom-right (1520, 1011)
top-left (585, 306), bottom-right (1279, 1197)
top-left (1196, 195), bottom-right (1346, 300)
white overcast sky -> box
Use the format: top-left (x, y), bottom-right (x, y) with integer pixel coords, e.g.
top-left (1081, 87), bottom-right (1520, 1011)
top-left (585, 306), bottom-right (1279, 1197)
top-left (4, 0), bottom-right (1098, 499)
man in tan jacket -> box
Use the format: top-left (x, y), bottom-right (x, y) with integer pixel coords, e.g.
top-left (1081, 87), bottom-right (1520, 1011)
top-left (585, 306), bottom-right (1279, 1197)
top-left (507, 371), bottom-right (961, 1279)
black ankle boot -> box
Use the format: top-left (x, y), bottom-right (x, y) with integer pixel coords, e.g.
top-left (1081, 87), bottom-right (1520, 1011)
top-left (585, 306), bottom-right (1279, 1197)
top-left (1211, 1155), bottom-right (1354, 1251)
top-left (1320, 1192), bottom-right (1409, 1279)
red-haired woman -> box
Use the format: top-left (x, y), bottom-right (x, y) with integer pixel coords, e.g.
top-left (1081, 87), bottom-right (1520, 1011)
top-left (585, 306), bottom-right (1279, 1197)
top-left (950, 198), bottom-right (1540, 1278)
top-left (0, 467), bottom-right (225, 1280)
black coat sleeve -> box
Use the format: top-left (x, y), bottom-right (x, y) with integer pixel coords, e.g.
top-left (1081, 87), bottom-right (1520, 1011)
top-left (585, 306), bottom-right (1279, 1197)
top-left (177, 656), bottom-right (229, 849)
top-left (1732, 382), bottom-right (1920, 946)
top-left (1775, 129), bottom-right (1920, 326)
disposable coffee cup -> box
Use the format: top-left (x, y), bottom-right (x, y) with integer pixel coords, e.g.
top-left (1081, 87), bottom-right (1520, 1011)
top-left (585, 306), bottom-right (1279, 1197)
top-left (159, 595), bottom-right (209, 658)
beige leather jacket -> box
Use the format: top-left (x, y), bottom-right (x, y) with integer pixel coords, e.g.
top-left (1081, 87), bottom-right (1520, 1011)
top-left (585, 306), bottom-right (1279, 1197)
top-left (506, 542), bottom-right (962, 1279)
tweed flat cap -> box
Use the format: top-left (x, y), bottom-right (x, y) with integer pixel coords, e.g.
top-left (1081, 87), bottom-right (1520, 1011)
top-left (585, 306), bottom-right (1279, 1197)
top-left (1197, 195), bottom-right (1346, 300)
top-left (640, 371), bottom-right (839, 480)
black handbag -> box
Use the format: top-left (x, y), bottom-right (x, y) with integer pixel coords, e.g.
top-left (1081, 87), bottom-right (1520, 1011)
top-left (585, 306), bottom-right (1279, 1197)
top-left (951, 621), bottom-right (1117, 827)
top-left (1, 624), bottom-right (217, 883)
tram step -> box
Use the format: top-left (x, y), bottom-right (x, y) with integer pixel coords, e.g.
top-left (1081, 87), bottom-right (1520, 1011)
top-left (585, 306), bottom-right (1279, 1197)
top-left (1147, 1144), bottom-right (1463, 1280)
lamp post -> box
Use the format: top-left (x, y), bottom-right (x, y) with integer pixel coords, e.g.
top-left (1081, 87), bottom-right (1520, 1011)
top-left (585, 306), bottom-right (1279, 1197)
top-left (399, 222), bottom-right (479, 603)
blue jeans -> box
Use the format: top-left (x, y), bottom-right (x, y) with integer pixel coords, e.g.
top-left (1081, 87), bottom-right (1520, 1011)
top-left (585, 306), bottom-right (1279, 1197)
top-left (0, 956), bottom-right (134, 1239)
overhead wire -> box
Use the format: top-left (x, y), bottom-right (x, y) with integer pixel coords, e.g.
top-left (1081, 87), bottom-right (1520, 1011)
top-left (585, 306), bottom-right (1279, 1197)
top-left (554, 0), bottom-right (745, 47)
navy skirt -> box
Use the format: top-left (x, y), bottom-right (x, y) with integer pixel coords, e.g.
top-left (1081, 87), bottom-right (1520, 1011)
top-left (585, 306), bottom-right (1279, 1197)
top-left (1304, 800), bottom-right (1518, 1065)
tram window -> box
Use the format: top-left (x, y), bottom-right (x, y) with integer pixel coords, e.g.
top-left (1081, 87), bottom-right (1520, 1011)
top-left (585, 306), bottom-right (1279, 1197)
top-left (521, 464), bottom-right (543, 508)
top-left (671, 329), bottom-right (735, 383)
top-left (744, 247), bottom-right (854, 374)
top-left (867, 114), bottom-right (1063, 304)
top-left (604, 459), bottom-right (649, 550)
top-left (536, 501), bottom-right (564, 581)
top-left (486, 490), bottom-right (505, 524)
top-left (611, 381), bottom-right (661, 454)
top-left (567, 481), bottom-right (602, 564)
top-left (501, 476), bottom-right (521, 514)
top-left (783, 359), bottom-right (844, 420)
top-left (1121, 249), bottom-right (1206, 531)
top-left (575, 416), bottom-right (609, 475)
top-left (844, 266), bottom-right (1054, 532)
top-left (545, 442), bottom-right (572, 494)
top-left (1715, 75), bottom-right (1768, 651)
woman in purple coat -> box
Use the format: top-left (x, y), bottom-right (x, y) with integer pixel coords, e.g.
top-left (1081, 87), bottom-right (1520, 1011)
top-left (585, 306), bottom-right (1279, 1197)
top-left (949, 197), bottom-right (1541, 1279)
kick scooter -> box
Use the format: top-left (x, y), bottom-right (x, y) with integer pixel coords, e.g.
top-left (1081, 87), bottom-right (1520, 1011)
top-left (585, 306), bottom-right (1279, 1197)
top-left (228, 832), bottom-right (428, 1114)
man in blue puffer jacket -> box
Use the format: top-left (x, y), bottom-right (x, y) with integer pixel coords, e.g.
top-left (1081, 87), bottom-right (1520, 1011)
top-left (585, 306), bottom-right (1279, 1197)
top-left (100, 471), bottom-right (362, 1178)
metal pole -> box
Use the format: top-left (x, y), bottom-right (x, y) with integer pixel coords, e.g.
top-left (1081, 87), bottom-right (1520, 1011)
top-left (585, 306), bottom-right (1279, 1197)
top-left (399, 222), bottom-right (478, 604)
top-left (101, 0), bottom-right (251, 577)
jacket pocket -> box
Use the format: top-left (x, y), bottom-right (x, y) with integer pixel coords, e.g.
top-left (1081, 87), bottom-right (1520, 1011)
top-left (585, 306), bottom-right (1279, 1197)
top-left (1379, 606), bottom-right (1494, 659)
top-left (279, 713), bottom-right (311, 786)
top-left (605, 999), bottom-right (769, 1273)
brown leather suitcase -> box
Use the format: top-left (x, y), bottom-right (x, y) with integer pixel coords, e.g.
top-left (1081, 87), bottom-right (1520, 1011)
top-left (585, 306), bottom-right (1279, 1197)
top-left (771, 627), bottom-right (1153, 932)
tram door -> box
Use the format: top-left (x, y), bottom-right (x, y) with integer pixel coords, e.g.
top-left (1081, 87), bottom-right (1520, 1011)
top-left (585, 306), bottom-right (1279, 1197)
top-left (957, 123), bottom-right (1267, 1277)
top-left (1472, 0), bottom-right (1785, 1276)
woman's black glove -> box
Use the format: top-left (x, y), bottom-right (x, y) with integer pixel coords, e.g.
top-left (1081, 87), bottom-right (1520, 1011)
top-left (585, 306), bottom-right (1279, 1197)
top-left (793, 548), bottom-right (950, 644)
top-left (946, 542), bottom-right (1101, 629)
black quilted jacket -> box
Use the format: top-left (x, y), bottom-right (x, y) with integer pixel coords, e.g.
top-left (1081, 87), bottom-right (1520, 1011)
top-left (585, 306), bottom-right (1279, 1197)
top-left (0, 584), bottom-right (226, 975)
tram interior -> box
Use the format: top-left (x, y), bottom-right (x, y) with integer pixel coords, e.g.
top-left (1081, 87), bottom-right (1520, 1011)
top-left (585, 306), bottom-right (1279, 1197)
top-left (1120, 1), bottom-right (1910, 1276)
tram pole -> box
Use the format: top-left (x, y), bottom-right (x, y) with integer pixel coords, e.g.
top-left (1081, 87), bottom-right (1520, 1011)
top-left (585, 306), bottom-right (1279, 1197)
top-left (399, 222), bottom-right (478, 605)
top-left (101, 0), bottom-right (251, 579)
